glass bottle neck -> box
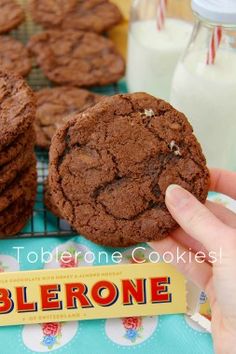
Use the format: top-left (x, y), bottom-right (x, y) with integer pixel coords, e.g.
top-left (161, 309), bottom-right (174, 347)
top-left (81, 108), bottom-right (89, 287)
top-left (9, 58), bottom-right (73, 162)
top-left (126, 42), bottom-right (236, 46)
top-left (194, 12), bottom-right (236, 30)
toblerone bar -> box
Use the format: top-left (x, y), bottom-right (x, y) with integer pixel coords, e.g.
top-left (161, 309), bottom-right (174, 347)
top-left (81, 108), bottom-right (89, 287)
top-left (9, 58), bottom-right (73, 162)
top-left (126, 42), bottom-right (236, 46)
top-left (0, 263), bottom-right (187, 326)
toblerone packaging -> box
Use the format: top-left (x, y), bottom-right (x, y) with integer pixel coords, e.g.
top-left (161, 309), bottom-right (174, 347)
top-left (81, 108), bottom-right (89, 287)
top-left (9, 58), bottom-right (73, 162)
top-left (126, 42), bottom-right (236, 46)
top-left (0, 262), bottom-right (202, 326)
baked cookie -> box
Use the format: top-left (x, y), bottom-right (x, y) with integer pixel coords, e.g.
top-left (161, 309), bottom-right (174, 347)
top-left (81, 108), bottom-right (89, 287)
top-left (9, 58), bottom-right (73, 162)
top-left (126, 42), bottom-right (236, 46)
top-left (0, 36), bottom-right (32, 77)
top-left (0, 138), bottom-right (34, 193)
top-left (28, 30), bottom-right (125, 87)
top-left (0, 126), bottom-right (34, 167)
top-left (35, 86), bottom-right (103, 149)
top-left (0, 204), bottom-right (34, 237)
top-left (0, 0), bottom-right (25, 33)
top-left (0, 175), bottom-right (37, 228)
top-left (49, 93), bottom-right (209, 247)
top-left (30, 0), bottom-right (122, 33)
top-left (0, 70), bottom-right (36, 149)
top-left (44, 178), bottom-right (62, 218)
top-left (0, 160), bottom-right (37, 213)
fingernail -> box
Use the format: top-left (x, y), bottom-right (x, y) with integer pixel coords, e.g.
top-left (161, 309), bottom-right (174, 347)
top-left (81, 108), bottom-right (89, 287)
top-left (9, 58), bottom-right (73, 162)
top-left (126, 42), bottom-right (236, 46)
top-left (166, 184), bottom-right (191, 208)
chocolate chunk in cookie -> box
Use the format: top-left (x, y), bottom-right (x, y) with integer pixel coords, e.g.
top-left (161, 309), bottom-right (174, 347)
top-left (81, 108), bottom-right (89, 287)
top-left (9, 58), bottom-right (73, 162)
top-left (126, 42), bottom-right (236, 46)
top-left (30, 0), bottom-right (122, 33)
top-left (0, 0), bottom-right (25, 33)
top-left (49, 93), bottom-right (209, 247)
top-left (35, 86), bottom-right (103, 149)
top-left (28, 30), bottom-right (125, 87)
top-left (0, 36), bottom-right (32, 77)
top-left (0, 70), bottom-right (36, 149)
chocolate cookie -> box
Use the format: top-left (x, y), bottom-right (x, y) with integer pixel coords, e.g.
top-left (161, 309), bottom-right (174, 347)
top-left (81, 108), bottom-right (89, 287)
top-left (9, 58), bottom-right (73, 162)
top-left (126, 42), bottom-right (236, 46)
top-left (0, 205), bottom-right (34, 237)
top-left (0, 126), bottom-right (34, 167)
top-left (35, 86), bottom-right (103, 149)
top-left (28, 30), bottom-right (125, 87)
top-left (0, 70), bottom-right (36, 149)
top-left (0, 0), bottom-right (25, 33)
top-left (0, 36), bottom-right (32, 77)
top-left (44, 178), bottom-right (62, 218)
top-left (0, 175), bottom-right (37, 228)
top-left (49, 93), bottom-right (209, 247)
top-left (0, 160), bottom-right (37, 213)
top-left (30, 0), bottom-right (122, 33)
top-left (0, 138), bottom-right (35, 193)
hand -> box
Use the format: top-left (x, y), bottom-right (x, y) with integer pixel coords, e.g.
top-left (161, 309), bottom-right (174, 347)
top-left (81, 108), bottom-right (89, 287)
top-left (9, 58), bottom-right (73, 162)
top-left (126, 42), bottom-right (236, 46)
top-left (149, 169), bottom-right (236, 354)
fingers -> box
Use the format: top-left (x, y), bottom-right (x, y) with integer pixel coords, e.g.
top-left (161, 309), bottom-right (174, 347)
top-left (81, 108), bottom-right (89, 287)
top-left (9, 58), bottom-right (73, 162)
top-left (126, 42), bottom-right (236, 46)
top-left (170, 229), bottom-right (210, 261)
top-left (206, 200), bottom-right (236, 228)
top-left (210, 169), bottom-right (236, 199)
top-left (149, 237), bottom-right (212, 290)
top-left (165, 185), bottom-right (235, 252)
top-left (168, 201), bottom-right (236, 258)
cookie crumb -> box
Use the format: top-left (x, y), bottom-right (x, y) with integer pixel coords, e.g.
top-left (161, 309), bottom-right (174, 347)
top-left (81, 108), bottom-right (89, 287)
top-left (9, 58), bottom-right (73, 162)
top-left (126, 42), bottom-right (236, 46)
top-left (144, 109), bottom-right (154, 117)
top-left (169, 140), bottom-right (182, 156)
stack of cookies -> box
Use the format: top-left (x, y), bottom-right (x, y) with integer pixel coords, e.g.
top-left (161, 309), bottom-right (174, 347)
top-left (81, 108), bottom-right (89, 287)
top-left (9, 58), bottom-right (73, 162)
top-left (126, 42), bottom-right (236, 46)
top-left (0, 70), bottom-right (37, 237)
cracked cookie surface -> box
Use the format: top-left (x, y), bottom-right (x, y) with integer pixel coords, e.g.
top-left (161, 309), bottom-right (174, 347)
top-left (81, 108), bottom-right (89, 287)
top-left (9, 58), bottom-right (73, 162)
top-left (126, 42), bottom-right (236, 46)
top-left (0, 70), bottom-right (36, 149)
top-left (0, 126), bottom-right (34, 167)
top-left (30, 0), bottom-right (122, 33)
top-left (35, 86), bottom-right (103, 149)
top-left (49, 93), bottom-right (209, 247)
top-left (28, 30), bottom-right (125, 87)
top-left (0, 0), bottom-right (25, 33)
top-left (0, 36), bottom-right (31, 77)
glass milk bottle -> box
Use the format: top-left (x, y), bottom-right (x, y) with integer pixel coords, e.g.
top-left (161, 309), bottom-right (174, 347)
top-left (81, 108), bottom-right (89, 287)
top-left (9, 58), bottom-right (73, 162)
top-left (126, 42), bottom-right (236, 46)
top-left (127, 0), bottom-right (193, 100)
top-left (171, 0), bottom-right (236, 170)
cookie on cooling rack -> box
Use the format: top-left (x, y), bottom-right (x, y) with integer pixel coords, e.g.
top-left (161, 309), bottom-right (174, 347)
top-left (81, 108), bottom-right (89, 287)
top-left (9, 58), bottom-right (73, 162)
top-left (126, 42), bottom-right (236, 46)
top-left (0, 70), bottom-right (36, 149)
top-left (0, 160), bottom-right (37, 237)
top-left (30, 0), bottom-right (122, 33)
top-left (0, 36), bottom-right (32, 77)
top-left (48, 92), bottom-right (210, 247)
top-left (43, 178), bottom-right (62, 218)
top-left (35, 86), bottom-right (103, 149)
top-left (0, 126), bottom-right (34, 167)
top-left (0, 139), bottom-right (35, 193)
top-left (28, 30), bottom-right (125, 87)
top-left (0, 0), bottom-right (25, 33)
top-left (0, 70), bottom-right (37, 237)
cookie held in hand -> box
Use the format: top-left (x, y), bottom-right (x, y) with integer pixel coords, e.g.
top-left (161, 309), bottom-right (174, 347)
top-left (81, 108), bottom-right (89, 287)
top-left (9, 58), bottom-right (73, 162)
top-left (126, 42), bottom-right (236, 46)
top-left (49, 93), bottom-right (209, 247)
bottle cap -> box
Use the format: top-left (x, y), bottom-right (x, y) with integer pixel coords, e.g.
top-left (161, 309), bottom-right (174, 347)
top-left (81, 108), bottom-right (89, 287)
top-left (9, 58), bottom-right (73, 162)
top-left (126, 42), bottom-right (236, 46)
top-left (192, 0), bottom-right (236, 24)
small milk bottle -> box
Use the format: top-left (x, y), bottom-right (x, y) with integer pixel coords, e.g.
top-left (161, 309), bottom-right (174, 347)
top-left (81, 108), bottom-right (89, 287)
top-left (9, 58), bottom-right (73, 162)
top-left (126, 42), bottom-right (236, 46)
top-left (127, 0), bottom-right (193, 100)
top-left (170, 0), bottom-right (236, 170)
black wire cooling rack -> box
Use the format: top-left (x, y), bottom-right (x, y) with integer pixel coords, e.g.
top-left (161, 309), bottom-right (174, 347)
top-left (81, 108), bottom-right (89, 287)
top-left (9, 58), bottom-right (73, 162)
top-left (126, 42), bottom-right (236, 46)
top-left (8, 0), bottom-right (125, 238)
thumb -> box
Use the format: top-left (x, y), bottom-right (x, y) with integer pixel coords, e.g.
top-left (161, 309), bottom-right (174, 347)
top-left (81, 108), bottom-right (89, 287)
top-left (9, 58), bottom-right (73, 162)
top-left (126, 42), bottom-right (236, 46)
top-left (165, 185), bottom-right (234, 252)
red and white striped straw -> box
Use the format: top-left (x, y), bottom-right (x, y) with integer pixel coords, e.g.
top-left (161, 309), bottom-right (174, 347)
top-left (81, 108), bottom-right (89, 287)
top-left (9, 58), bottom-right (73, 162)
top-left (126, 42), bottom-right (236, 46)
top-left (157, 0), bottom-right (167, 31)
top-left (206, 26), bottom-right (222, 65)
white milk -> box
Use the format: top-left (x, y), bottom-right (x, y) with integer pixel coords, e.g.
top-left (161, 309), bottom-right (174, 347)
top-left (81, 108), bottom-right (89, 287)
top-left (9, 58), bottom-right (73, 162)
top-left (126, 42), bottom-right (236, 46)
top-left (127, 19), bottom-right (192, 100)
top-left (170, 49), bottom-right (236, 170)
